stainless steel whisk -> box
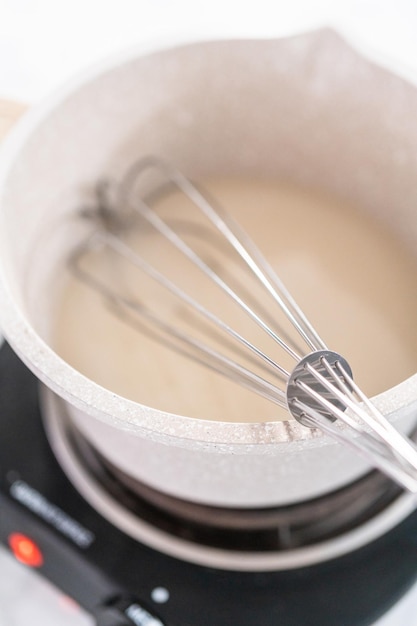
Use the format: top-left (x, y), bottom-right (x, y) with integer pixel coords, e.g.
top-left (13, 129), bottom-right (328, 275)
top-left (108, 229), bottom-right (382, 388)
top-left (69, 156), bottom-right (417, 493)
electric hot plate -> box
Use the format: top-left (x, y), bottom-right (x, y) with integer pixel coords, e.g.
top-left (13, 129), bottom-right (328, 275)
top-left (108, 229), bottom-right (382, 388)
top-left (1, 342), bottom-right (417, 626)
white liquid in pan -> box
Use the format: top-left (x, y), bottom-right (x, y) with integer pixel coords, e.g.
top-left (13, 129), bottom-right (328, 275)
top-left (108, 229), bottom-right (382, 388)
top-left (53, 179), bottom-right (417, 422)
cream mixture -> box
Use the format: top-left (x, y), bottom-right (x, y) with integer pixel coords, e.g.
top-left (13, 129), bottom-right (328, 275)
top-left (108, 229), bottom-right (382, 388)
top-left (53, 179), bottom-right (417, 422)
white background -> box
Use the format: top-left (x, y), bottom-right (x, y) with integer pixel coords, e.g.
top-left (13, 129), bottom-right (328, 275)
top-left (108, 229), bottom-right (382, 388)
top-left (1, 0), bottom-right (417, 103)
top-left (1, 1), bottom-right (417, 624)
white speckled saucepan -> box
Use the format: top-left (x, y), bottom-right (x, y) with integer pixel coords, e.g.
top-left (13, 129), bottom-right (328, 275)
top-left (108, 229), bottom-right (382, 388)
top-left (0, 31), bottom-right (417, 509)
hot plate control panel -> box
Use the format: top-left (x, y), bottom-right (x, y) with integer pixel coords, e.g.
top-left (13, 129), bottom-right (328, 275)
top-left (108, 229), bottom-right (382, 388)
top-left (0, 491), bottom-right (166, 626)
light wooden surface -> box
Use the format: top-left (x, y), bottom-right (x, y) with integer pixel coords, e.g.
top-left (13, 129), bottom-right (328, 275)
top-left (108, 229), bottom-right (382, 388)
top-left (0, 99), bottom-right (26, 140)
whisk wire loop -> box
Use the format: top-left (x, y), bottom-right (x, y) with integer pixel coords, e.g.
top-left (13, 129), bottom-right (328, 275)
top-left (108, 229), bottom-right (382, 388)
top-left (69, 156), bottom-right (417, 494)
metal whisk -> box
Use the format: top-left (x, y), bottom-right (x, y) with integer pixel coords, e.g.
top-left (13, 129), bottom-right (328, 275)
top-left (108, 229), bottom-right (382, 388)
top-left (69, 156), bottom-right (417, 493)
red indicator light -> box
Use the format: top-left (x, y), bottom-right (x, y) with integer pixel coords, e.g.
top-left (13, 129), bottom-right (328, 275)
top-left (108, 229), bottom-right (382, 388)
top-left (8, 532), bottom-right (44, 568)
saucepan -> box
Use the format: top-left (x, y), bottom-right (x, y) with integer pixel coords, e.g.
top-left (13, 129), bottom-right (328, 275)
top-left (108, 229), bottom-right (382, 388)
top-left (0, 30), bottom-right (416, 517)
